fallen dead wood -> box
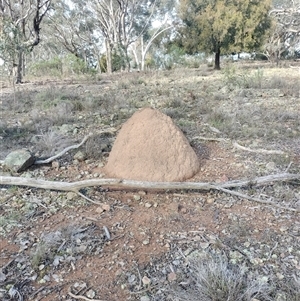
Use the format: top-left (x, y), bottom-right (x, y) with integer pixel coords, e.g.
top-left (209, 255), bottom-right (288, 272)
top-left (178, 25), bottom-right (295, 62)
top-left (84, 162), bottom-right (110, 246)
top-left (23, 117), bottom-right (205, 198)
top-left (34, 133), bottom-right (94, 165)
top-left (0, 173), bottom-right (299, 212)
top-left (35, 128), bottom-right (117, 165)
top-left (232, 142), bottom-right (287, 155)
top-left (192, 136), bottom-right (287, 155)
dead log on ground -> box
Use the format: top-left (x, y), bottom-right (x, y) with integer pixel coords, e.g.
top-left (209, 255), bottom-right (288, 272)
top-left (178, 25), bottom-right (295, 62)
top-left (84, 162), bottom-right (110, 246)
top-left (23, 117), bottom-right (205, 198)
top-left (0, 173), bottom-right (299, 212)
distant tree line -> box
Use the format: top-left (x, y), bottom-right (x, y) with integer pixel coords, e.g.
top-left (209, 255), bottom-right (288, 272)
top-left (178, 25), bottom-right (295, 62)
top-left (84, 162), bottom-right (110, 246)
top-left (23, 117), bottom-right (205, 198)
top-left (0, 0), bottom-right (299, 82)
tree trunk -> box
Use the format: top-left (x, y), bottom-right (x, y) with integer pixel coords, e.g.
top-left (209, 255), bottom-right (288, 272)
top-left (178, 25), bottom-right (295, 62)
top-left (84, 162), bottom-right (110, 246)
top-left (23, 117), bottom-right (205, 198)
top-left (106, 39), bottom-right (112, 74)
top-left (16, 50), bottom-right (24, 84)
top-left (214, 47), bottom-right (221, 70)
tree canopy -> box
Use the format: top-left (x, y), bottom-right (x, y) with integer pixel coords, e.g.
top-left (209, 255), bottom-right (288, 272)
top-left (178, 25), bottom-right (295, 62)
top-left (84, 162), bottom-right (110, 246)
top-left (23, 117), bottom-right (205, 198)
top-left (177, 0), bottom-right (272, 69)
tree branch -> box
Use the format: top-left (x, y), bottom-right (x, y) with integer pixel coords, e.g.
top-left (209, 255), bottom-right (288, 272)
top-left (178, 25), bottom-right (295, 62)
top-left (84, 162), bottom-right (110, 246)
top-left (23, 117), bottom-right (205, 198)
top-left (0, 174), bottom-right (299, 212)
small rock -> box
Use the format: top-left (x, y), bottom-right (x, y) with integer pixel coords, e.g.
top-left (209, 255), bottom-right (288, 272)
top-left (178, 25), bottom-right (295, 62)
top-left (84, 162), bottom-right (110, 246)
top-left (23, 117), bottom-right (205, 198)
top-left (96, 207), bottom-right (104, 214)
top-left (66, 192), bottom-right (77, 201)
top-left (167, 272), bottom-right (177, 282)
top-left (140, 296), bottom-right (150, 301)
top-left (86, 289), bottom-right (95, 299)
top-left (276, 273), bottom-right (284, 280)
top-left (102, 204), bottom-right (110, 211)
top-left (280, 226), bottom-right (288, 232)
top-left (142, 276), bottom-right (151, 286)
top-left (52, 161), bottom-right (60, 169)
top-left (200, 242), bottom-right (210, 249)
top-left (142, 239), bottom-right (150, 245)
top-left (43, 275), bottom-right (51, 282)
top-left (145, 202), bottom-right (152, 208)
top-left (73, 151), bottom-right (86, 162)
top-left (133, 195), bottom-right (141, 201)
top-left (128, 274), bottom-right (136, 284)
top-left (206, 198), bottom-right (214, 204)
top-left (4, 149), bottom-right (35, 172)
top-left (0, 271), bottom-right (6, 282)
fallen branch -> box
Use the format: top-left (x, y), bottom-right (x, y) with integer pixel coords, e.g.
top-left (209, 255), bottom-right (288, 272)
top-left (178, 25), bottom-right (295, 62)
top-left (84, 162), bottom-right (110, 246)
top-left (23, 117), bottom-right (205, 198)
top-left (35, 128), bottom-right (117, 165)
top-left (0, 173), bottom-right (299, 212)
top-left (34, 133), bottom-right (93, 165)
top-left (232, 142), bottom-right (287, 155)
top-left (68, 287), bottom-right (105, 301)
top-left (192, 136), bottom-right (287, 155)
top-left (192, 136), bottom-right (228, 143)
top-left (218, 187), bottom-right (298, 212)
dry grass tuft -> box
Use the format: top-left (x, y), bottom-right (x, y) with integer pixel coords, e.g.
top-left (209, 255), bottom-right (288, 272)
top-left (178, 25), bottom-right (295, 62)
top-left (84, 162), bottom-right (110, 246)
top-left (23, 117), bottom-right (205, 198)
top-left (172, 253), bottom-right (273, 301)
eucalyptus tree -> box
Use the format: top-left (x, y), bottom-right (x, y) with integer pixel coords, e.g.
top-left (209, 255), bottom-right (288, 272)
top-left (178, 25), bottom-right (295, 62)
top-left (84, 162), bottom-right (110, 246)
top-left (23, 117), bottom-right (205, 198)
top-left (0, 0), bottom-right (52, 83)
top-left (88, 0), bottom-right (176, 73)
top-left (265, 0), bottom-right (300, 61)
top-left (177, 0), bottom-right (272, 69)
top-left (47, 0), bottom-right (100, 69)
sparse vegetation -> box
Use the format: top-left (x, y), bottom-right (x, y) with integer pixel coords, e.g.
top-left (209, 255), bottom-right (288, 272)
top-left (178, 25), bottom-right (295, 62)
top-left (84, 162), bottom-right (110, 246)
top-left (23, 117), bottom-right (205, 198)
top-left (0, 64), bottom-right (299, 300)
top-left (172, 252), bottom-right (273, 301)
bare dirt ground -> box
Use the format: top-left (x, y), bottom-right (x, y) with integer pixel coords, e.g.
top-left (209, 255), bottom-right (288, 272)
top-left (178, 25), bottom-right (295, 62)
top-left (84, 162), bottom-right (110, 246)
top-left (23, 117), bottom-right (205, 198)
top-left (0, 62), bottom-right (300, 300)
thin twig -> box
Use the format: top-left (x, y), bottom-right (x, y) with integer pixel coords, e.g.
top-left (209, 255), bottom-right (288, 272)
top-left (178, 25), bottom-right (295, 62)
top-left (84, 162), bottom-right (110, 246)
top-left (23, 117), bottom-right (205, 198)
top-left (35, 133), bottom-right (94, 164)
top-left (67, 287), bottom-right (105, 301)
top-left (76, 191), bottom-right (102, 205)
top-left (232, 142), bottom-right (286, 155)
top-left (285, 162), bottom-right (293, 173)
top-left (192, 136), bottom-right (228, 142)
top-left (217, 187), bottom-right (299, 212)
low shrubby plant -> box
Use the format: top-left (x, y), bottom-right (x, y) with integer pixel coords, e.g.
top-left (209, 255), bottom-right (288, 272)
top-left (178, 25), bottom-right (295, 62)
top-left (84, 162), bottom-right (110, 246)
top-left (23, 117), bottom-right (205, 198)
top-left (173, 252), bottom-right (273, 301)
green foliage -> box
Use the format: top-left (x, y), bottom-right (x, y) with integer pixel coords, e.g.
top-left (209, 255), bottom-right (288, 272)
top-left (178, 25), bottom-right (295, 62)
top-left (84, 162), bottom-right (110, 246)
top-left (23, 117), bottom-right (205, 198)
top-left (177, 0), bottom-right (272, 68)
top-left (222, 65), bottom-right (265, 89)
top-left (29, 57), bottom-right (63, 77)
top-left (64, 54), bottom-right (97, 75)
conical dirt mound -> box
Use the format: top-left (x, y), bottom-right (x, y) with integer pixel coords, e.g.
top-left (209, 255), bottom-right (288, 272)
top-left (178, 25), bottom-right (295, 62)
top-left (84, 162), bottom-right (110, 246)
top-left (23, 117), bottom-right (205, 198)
top-left (105, 108), bottom-right (200, 182)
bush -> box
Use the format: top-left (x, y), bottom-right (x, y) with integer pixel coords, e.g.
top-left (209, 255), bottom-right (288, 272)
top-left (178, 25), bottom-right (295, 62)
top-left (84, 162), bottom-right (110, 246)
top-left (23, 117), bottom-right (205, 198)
top-left (29, 57), bottom-right (63, 77)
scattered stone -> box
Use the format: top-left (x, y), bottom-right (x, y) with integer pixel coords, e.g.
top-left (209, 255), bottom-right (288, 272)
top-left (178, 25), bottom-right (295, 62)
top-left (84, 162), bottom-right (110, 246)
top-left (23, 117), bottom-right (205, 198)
top-left (167, 272), bottom-right (177, 282)
top-left (43, 275), bottom-right (51, 282)
top-left (66, 192), bottom-right (77, 201)
top-left (86, 289), bottom-right (96, 299)
top-left (105, 108), bottom-right (200, 181)
top-left (0, 271), bottom-right (6, 282)
top-left (102, 204), bottom-right (111, 211)
top-left (145, 202), bottom-right (152, 208)
top-left (206, 198), bottom-right (215, 204)
top-left (140, 296), bottom-right (150, 301)
top-left (3, 149), bottom-right (35, 172)
top-left (96, 207), bottom-right (104, 214)
top-left (280, 226), bottom-right (288, 232)
top-left (200, 242), bottom-right (210, 249)
top-left (142, 239), bottom-right (150, 245)
top-left (73, 151), bottom-right (86, 162)
top-left (52, 161), bottom-right (60, 169)
top-left (142, 275), bottom-right (151, 286)
top-left (133, 195), bottom-right (141, 201)
top-left (128, 274), bottom-right (136, 284)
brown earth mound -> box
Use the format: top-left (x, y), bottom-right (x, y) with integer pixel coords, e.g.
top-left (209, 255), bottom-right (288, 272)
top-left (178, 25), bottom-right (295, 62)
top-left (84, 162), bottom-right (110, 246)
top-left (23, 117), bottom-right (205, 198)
top-left (105, 107), bottom-right (200, 182)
